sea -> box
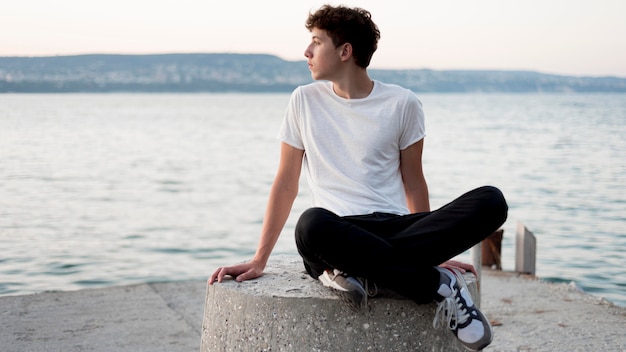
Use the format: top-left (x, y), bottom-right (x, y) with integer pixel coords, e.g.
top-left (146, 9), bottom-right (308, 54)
top-left (1, 92), bottom-right (624, 307)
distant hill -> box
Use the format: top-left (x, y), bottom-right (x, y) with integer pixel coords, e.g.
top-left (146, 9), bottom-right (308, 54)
top-left (1, 53), bottom-right (625, 93)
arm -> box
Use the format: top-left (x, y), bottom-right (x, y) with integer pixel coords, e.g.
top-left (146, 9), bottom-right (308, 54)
top-left (399, 139), bottom-right (430, 213)
top-left (209, 142), bottom-right (304, 284)
top-left (400, 140), bottom-right (477, 274)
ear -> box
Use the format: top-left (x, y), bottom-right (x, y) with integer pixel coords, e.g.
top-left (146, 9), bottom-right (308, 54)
top-left (339, 43), bottom-right (353, 62)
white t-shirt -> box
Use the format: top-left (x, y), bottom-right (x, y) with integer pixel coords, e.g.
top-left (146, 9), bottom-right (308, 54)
top-left (278, 80), bottom-right (426, 216)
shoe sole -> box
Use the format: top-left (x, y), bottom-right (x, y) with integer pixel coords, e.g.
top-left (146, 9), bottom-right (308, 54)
top-left (319, 272), bottom-right (368, 311)
top-left (330, 277), bottom-right (367, 311)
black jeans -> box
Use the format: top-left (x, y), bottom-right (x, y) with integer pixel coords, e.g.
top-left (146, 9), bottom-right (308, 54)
top-left (295, 185), bottom-right (508, 304)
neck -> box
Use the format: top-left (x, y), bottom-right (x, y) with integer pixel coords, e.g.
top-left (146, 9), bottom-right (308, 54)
top-left (331, 68), bottom-right (374, 99)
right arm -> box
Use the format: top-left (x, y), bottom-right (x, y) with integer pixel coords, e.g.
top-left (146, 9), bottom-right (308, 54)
top-left (209, 142), bottom-right (304, 284)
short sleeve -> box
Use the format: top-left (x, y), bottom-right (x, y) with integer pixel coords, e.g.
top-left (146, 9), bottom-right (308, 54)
top-left (399, 91), bottom-right (426, 150)
top-left (277, 87), bottom-right (305, 150)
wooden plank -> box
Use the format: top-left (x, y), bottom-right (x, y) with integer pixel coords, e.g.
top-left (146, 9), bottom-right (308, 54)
top-left (515, 222), bottom-right (537, 275)
top-left (482, 229), bottom-right (504, 269)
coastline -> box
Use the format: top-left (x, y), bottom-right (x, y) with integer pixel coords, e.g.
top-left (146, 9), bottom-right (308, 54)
top-left (1, 270), bottom-right (624, 351)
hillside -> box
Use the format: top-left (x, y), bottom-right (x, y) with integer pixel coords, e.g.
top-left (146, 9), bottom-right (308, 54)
top-left (1, 53), bottom-right (625, 93)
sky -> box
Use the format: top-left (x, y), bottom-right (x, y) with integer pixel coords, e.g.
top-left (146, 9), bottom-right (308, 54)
top-left (2, 0), bottom-right (626, 77)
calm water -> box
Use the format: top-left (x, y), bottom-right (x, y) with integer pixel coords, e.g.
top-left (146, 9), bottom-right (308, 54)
top-left (1, 93), bottom-right (625, 307)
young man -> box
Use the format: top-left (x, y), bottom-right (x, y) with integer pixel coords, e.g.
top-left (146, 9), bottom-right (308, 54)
top-left (210, 5), bottom-right (507, 351)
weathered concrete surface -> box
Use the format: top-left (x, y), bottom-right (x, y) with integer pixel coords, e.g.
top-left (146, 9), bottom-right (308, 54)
top-left (481, 270), bottom-right (626, 351)
top-left (201, 255), bottom-right (474, 352)
top-left (0, 255), bottom-right (624, 352)
top-left (0, 281), bottom-right (206, 352)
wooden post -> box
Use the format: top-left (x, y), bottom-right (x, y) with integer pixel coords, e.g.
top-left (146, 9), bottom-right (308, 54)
top-left (482, 229), bottom-right (504, 270)
top-left (515, 222), bottom-right (536, 275)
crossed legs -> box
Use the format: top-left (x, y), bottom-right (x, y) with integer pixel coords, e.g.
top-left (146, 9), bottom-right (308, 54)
top-left (295, 185), bottom-right (508, 303)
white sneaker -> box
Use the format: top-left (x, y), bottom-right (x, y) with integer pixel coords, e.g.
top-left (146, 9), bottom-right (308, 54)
top-left (433, 268), bottom-right (493, 351)
top-left (318, 269), bottom-right (368, 311)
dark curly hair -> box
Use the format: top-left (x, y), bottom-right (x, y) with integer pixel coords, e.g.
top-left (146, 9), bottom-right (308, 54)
top-left (305, 5), bottom-right (380, 68)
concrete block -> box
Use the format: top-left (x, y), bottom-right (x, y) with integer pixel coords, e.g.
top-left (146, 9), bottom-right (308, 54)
top-left (201, 255), bottom-right (476, 352)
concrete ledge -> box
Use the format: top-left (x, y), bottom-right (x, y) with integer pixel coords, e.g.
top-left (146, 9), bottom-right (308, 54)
top-left (201, 255), bottom-right (477, 352)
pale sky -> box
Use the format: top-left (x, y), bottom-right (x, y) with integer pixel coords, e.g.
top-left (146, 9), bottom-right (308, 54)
top-left (2, 0), bottom-right (626, 77)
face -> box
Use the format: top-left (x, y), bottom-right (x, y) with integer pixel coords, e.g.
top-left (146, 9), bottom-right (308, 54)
top-left (304, 28), bottom-right (343, 81)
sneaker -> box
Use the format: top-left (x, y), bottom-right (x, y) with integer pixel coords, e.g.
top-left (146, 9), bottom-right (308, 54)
top-left (433, 267), bottom-right (493, 351)
top-left (318, 269), bottom-right (371, 311)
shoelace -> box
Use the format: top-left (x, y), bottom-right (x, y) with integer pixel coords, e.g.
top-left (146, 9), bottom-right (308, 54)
top-left (433, 288), bottom-right (470, 330)
top-left (363, 279), bottom-right (378, 297)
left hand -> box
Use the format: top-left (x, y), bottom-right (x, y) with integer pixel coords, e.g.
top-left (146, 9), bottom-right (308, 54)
top-left (439, 260), bottom-right (478, 277)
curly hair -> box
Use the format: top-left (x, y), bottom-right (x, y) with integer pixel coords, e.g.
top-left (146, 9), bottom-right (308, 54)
top-left (305, 5), bottom-right (381, 68)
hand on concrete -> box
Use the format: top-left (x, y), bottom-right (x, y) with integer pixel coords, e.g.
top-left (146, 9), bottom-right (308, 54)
top-left (438, 260), bottom-right (478, 278)
top-left (209, 260), bottom-right (265, 284)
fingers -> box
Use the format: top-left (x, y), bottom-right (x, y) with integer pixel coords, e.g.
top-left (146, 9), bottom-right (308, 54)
top-left (467, 264), bottom-right (478, 278)
top-left (217, 267), bottom-right (228, 283)
top-left (208, 268), bottom-right (222, 285)
top-left (439, 260), bottom-right (479, 277)
top-left (235, 271), bottom-right (249, 282)
top-left (451, 260), bottom-right (477, 276)
top-left (208, 266), bottom-right (233, 284)
top-left (457, 262), bottom-right (478, 277)
top-left (235, 268), bottom-right (262, 282)
top-left (208, 260), bottom-right (265, 285)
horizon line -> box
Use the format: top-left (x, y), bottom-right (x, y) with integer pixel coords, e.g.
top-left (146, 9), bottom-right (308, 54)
top-left (1, 52), bottom-right (625, 79)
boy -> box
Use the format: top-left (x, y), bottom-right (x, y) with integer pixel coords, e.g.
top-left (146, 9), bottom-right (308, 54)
top-left (210, 5), bottom-right (507, 351)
